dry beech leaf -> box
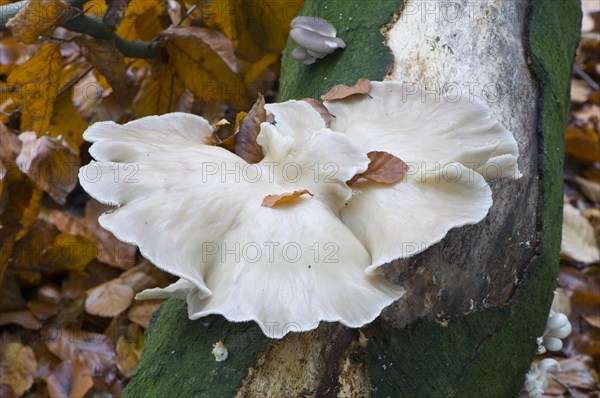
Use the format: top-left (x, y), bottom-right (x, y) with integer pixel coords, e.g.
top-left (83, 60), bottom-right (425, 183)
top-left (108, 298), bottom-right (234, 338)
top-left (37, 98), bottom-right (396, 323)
top-left (348, 151), bottom-right (409, 186)
top-left (234, 94), bottom-right (266, 163)
top-left (6, 0), bottom-right (71, 44)
top-left (16, 132), bottom-right (80, 204)
top-left (45, 329), bottom-right (115, 375)
top-left (116, 0), bottom-right (163, 41)
top-left (115, 325), bottom-right (144, 378)
top-left (571, 79), bottom-right (592, 104)
top-left (7, 43), bottom-right (62, 134)
top-left (566, 124), bottom-right (600, 164)
top-left (44, 209), bottom-right (137, 268)
top-left (43, 234), bottom-right (96, 272)
top-left (0, 310), bottom-right (41, 330)
top-left (44, 359), bottom-right (93, 398)
top-left (561, 203), bottom-right (600, 263)
top-left (85, 278), bottom-right (135, 317)
top-left (77, 37), bottom-right (134, 104)
top-left (545, 355), bottom-right (599, 395)
top-left (47, 88), bottom-right (89, 154)
top-left (321, 78), bottom-right (371, 101)
top-left (133, 58), bottom-right (185, 118)
top-left (301, 98), bottom-right (332, 126)
top-left (262, 189), bottom-right (313, 208)
top-left (575, 176), bottom-right (600, 203)
top-left (0, 343), bottom-right (37, 396)
top-left (160, 26), bottom-right (246, 107)
top-left (128, 300), bottom-right (162, 329)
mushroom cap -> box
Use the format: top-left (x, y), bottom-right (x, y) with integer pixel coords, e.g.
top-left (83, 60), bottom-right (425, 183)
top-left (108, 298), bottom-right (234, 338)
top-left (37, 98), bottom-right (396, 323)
top-left (291, 46), bottom-right (316, 63)
top-left (290, 27), bottom-right (346, 54)
top-left (291, 16), bottom-right (338, 37)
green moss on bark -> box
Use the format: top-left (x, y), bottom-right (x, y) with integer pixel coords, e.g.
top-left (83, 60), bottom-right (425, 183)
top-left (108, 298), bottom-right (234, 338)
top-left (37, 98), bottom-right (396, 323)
top-left (123, 300), bottom-right (268, 398)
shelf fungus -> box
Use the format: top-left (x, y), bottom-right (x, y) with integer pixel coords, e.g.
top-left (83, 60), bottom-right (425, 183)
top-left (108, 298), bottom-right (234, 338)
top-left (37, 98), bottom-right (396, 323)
top-left (289, 16), bottom-right (346, 64)
top-left (79, 80), bottom-right (521, 339)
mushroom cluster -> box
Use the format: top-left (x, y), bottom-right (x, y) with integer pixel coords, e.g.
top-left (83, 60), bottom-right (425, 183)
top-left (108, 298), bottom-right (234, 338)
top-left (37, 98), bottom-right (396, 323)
top-left (538, 311), bottom-right (572, 353)
top-left (79, 81), bottom-right (521, 338)
top-left (289, 16), bottom-right (346, 64)
top-left (522, 359), bottom-right (560, 398)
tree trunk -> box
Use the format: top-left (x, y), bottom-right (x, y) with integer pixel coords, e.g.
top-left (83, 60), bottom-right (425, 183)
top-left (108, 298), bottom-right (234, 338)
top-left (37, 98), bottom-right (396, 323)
top-left (123, 1), bottom-right (580, 397)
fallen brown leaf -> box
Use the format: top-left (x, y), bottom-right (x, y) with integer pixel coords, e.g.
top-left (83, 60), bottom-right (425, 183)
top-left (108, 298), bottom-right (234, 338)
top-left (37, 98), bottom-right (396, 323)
top-left (44, 359), bottom-right (93, 398)
top-left (44, 209), bottom-right (137, 269)
top-left (0, 310), bottom-right (41, 330)
top-left (348, 151), bottom-right (409, 186)
top-left (262, 189), bottom-right (313, 208)
top-left (127, 300), bottom-right (162, 329)
top-left (234, 94), bottom-right (266, 163)
top-left (115, 325), bottom-right (143, 378)
top-left (561, 203), bottom-right (600, 263)
top-left (321, 78), bottom-right (371, 101)
top-left (45, 329), bottom-right (115, 376)
top-left (85, 278), bottom-right (135, 317)
top-left (16, 131), bottom-right (80, 204)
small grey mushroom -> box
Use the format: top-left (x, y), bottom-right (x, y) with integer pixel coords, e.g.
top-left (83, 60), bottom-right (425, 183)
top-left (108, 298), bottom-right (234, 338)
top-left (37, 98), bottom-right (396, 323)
top-left (289, 16), bottom-right (345, 64)
top-left (291, 16), bottom-right (338, 37)
top-left (291, 47), bottom-right (317, 64)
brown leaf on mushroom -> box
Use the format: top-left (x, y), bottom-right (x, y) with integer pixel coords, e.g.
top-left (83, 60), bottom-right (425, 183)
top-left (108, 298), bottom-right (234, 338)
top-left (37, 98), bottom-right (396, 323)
top-left (321, 78), bottom-right (372, 101)
top-left (234, 94), bottom-right (266, 163)
top-left (348, 151), bottom-right (409, 186)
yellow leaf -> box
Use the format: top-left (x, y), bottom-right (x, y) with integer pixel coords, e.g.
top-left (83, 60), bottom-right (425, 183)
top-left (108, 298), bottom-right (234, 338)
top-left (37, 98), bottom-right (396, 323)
top-left (133, 58), bottom-right (184, 117)
top-left (115, 325), bottom-right (144, 378)
top-left (160, 26), bottom-right (247, 108)
top-left (6, 0), bottom-right (71, 44)
top-left (8, 43), bottom-right (63, 134)
top-left (0, 343), bottom-right (37, 396)
top-left (116, 0), bottom-right (164, 41)
top-left (43, 234), bottom-right (97, 271)
top-left (48, 88), bottom-right (89, 154)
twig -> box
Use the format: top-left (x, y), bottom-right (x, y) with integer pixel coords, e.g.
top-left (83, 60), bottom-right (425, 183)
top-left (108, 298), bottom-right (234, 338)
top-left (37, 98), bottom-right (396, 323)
top-left (574, 66), bottom-right (600, 91)
top-left (175, 4), bottom-right (198, 27)
top-left (0, 0), bottom-right (157, 58)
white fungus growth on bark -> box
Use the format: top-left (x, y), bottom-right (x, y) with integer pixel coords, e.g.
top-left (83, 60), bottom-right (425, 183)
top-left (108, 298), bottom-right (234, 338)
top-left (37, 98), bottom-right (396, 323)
top-left (211, 341), bottom-right (228, 362)
top-left (521, 358), bottom-right (560, 398)
top-left (289, 16), bottom-right (346, 64)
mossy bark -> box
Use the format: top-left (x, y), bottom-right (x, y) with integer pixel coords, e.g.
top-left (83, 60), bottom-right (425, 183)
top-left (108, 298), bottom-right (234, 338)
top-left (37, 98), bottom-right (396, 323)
top-left (123, 1), bottom-right (580, 397)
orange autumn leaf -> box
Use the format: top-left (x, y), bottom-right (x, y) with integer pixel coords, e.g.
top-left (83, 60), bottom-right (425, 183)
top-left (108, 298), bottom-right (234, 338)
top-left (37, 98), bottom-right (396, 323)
top-left (234, 94), bottom-right (266, 163)
top-left (262, 189), bottom-right (313, 208)
top-left (44, 360), bottom-right (94, 398)
top-left (321, 78), bottom-right (371, 102)
top-left (348, 151), bottom-right (409, 186)
top-left (7, 43), bottom-right (62, 134)
top-left (6, 0), bottom-right (72, 44)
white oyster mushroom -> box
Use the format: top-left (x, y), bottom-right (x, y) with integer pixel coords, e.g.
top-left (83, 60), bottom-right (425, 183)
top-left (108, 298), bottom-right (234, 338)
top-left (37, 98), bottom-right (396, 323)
top-left (211, 341), bottom-right (228, 362)
top-left (323, 81), bottom-right (521, 272)
top-left (290, 16), bottom-right (346, 64)
top-left (79, 108), bottom-right (403, 339)
top-left (79, 81), bottom-right (521, 339)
